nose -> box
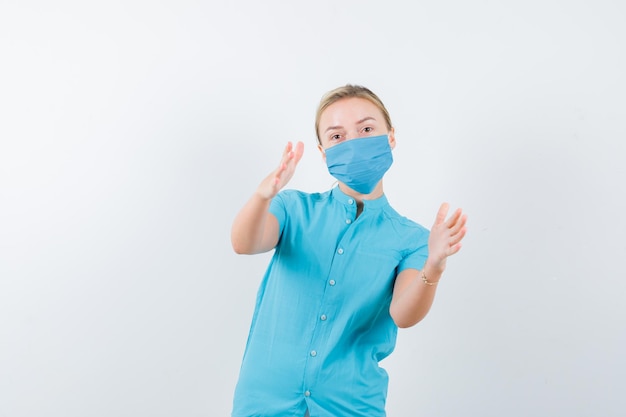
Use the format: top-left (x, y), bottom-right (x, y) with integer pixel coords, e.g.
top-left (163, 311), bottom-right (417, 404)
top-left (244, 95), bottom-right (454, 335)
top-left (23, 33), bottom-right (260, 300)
top-left (345, 132), bottom-right (360, 141)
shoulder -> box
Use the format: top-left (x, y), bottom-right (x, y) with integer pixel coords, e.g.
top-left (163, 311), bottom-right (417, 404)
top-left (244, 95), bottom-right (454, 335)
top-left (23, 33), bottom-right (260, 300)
top-left (274, 188), bottom-right (332, 206)
top-left (382, 205), bottom-right (430, 238)
top-left (271, 189), bottom-right (334, 230)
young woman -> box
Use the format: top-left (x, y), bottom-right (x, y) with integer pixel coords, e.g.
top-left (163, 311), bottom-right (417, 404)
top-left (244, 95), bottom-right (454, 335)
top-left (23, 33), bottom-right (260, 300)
top-left (230, 84), bottom-right (467, 417)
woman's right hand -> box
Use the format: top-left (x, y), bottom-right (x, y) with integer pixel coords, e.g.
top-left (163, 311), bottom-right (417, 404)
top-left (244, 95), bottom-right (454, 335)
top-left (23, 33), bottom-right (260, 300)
top-left (257, 141), bottom-right (305, 200)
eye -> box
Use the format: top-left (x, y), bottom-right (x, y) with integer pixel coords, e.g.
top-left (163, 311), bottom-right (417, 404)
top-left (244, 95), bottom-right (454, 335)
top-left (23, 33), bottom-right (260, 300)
top-left (362, 126), bottom-right (373, 133)
top-left (330, 134), bottom-right (342, 141)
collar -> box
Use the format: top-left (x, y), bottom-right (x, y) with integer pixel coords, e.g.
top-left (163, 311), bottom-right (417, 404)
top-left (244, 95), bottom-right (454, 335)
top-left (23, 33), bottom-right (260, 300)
top-left (330, 186), bottom-right (389, 210)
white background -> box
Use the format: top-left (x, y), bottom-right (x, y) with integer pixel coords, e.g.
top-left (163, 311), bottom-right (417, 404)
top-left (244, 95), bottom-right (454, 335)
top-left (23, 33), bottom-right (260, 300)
top-left (1, 1), bottom-right (625, 416)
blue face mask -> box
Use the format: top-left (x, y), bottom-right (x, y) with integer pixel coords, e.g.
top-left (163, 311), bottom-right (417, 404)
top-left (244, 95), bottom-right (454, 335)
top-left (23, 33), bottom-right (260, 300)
top-left (324, 135), bottom-right (393, 194)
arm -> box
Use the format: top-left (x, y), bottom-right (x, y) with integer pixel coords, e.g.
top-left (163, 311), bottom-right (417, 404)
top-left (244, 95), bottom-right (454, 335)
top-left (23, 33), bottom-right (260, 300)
top-left (231, 141), bottom-right (304, 255)
top-left (389, 203), bottom-right (467, 328)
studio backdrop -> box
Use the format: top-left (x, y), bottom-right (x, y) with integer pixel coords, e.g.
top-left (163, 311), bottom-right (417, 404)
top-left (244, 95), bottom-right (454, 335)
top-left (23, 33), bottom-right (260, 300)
top-left (1, 1), bottom-right (624, 416)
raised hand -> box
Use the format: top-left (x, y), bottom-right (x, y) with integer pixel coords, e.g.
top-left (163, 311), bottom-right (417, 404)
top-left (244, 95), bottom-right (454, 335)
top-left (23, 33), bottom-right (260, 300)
top-left (257, 141), bottom-right (305, 200)
top-left (427, 203), bottom-right (467, 272)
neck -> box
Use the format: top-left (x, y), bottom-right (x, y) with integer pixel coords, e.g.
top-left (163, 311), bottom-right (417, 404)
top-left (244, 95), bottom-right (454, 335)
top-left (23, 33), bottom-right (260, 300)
top-left (338, 181), bottom-right (384, 203)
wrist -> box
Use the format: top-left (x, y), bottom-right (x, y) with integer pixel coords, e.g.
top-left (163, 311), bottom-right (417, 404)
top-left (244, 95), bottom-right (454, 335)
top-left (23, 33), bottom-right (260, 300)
top-left (420, 269), bottom-right (439, 286)
top-left (424, 258), bottom-right (446, 276)
top-left (254, 186), bottom-right (276, 202)
top-left (420, 258), bottom-right (445, 286)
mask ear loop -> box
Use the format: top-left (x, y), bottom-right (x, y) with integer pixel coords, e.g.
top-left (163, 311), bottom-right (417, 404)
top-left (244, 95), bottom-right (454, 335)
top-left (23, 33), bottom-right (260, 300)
top-left (318, 143), bottom-right (335, 190)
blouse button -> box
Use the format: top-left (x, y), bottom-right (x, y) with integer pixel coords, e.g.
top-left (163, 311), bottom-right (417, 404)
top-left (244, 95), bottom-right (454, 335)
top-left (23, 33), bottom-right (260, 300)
top-left (329, 279), bottom-right (336, 286)
top-left (337, 248), bottom-right (344, 255)
top-left (320, 314), bottom-right (327, 321)
top-left (310, 350), bottom-right (317, 357)
top-left (347, 198), bottom-right (354, 205)
top-left (345, 219), bottom-right (351, 224)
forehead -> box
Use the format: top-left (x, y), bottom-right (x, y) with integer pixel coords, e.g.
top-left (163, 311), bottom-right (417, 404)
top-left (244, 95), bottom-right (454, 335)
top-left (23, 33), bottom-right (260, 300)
top-left (319, 97), bottom-right (383, 128)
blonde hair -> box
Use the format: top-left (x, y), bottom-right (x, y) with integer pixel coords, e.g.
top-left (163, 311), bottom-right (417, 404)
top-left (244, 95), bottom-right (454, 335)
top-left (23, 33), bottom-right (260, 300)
top-left (315, 84), bottom-right (393, 145)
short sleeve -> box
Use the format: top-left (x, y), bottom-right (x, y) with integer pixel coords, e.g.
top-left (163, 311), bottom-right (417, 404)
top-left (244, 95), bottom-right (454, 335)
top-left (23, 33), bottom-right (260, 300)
top-left (397, 228), bottom-right (430, 272)
top-left (269, 191), bottom-right (288, 238)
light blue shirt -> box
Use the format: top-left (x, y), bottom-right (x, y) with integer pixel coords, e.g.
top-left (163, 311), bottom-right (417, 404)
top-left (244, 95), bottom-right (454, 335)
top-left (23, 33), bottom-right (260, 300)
top-left (232, 186), bottom-right (429, 417)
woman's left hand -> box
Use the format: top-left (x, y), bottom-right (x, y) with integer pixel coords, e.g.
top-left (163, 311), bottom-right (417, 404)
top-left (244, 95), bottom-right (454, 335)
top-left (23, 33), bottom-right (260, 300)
top-left (427, 203), bottom-right (467, 272)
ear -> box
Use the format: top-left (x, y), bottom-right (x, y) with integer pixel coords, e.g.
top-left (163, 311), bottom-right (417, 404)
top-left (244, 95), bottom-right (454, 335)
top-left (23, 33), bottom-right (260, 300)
top-left (317, 143), bottom-right (327, 163)
top-left (388, 127), bottom-right (396, 150)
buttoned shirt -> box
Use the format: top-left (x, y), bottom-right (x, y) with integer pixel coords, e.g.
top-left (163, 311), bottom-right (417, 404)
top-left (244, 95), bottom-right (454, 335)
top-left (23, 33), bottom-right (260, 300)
top-left (232, 187), bottom-right (429, 417)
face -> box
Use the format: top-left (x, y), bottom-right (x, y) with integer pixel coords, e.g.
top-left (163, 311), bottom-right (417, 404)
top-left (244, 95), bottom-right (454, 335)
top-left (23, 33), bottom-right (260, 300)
top-left (317, 97), bottom-right (396, 157)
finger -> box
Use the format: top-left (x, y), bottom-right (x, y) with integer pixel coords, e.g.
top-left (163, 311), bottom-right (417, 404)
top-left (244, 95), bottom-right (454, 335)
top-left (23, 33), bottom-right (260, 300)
top-left (292, 141), bottom-right (305, 163)
top-left (272, 164), bottom-right (285, 185)
top-left (449, 226), bottom-right (467, 246)
top-left (445, 208), bottom-right (462, 229)
top-left (283, 141), bottom-right (298, 162)
top-left (275, 142), bottom-right (302, 183)
top-left (273, 154), bottom-right (293, 185)
top-left (281, 142), bottom-right (294, 163)
top-left (276, 141), bottom-right (298, 172)
top-left (274, 160), bottom-right (287, 177)
top-left (283, 142), bottom-right (303, 166)
top-left (447, 242), bottom-right (463, 257)
top-left (284, 141), bottom-right (293, 155)
top-left (448, 212), bottom-right (467, 234)
top-left (434, 203), bottom-right (449, 226)
top-left (285, 142), bottom-right (305, 168)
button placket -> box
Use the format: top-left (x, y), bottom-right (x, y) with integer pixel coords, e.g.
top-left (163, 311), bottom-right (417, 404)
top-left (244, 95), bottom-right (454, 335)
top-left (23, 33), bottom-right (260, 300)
top-left (304, 198), bottom-right (354, 392)
top-left (344, 197), bottom-right (356, 226)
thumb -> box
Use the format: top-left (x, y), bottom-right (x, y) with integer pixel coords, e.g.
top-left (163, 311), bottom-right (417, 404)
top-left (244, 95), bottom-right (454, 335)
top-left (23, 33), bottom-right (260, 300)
top-left (293, 141), bottom-right (305, 163)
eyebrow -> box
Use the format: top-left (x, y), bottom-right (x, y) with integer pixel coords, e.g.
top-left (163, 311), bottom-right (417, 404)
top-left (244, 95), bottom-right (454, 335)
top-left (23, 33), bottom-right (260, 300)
top-left (324, 116), bottom-right (377, 133)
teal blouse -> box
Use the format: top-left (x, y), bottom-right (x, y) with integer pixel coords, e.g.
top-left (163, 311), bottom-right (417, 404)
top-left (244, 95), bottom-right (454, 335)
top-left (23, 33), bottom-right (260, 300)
top-left (233, 186), bottom-right (429, 417)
